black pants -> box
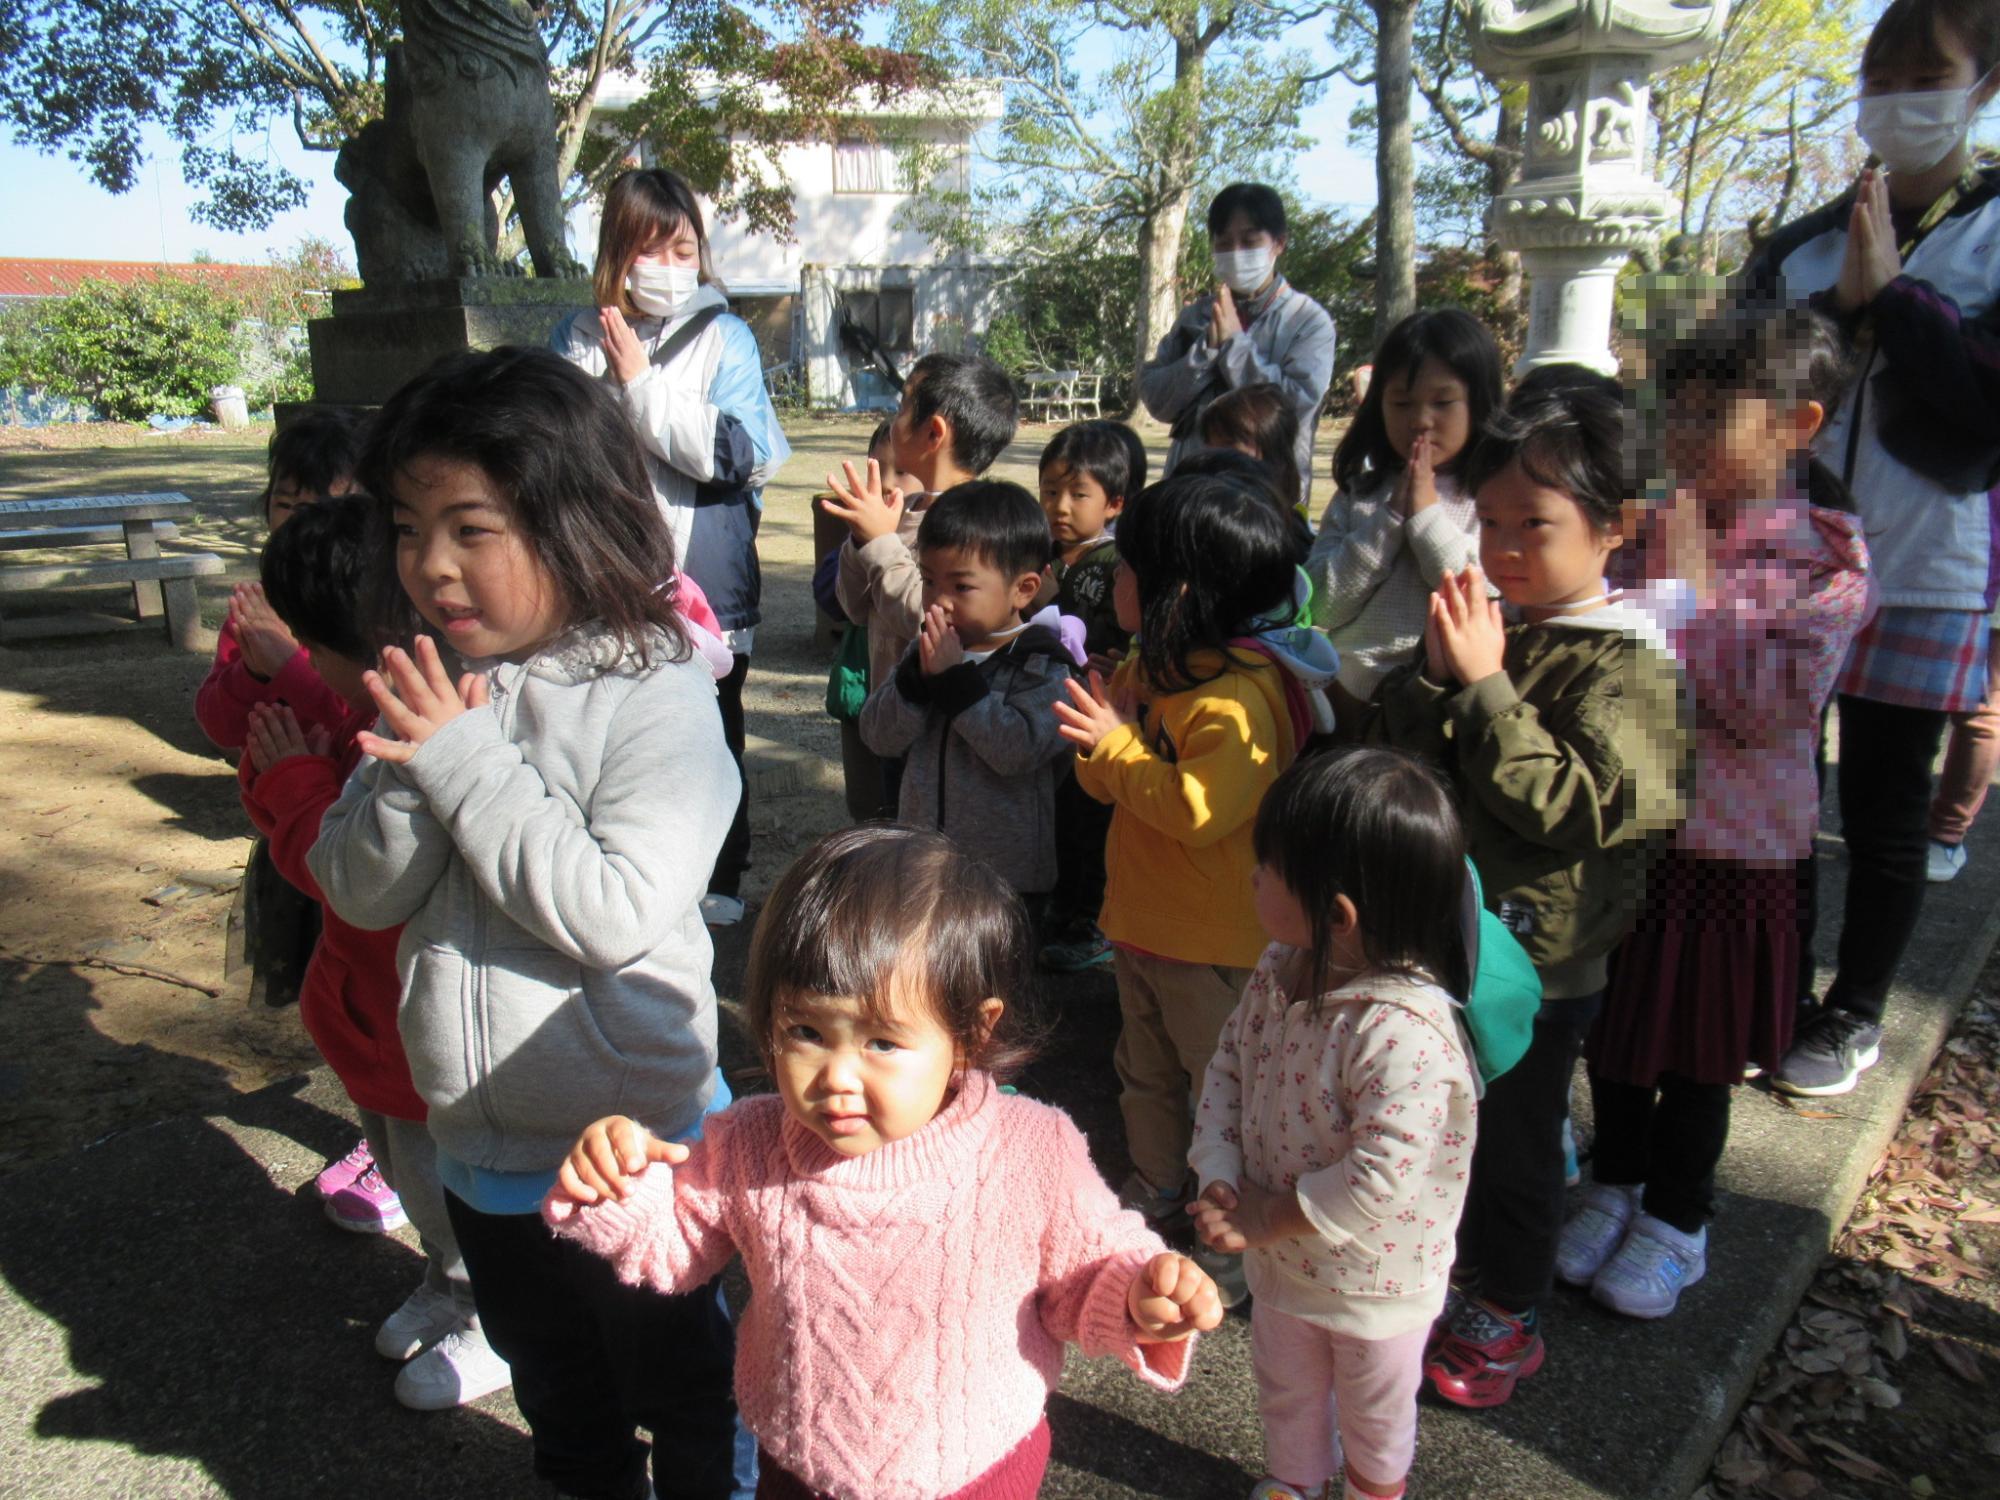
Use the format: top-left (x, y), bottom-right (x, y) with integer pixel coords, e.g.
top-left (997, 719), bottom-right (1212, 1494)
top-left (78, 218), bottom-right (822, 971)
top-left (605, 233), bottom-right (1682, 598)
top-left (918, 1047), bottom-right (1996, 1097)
top-left (709, 652), bottom-right (752, 899)
top-left (1455, 992), bottom-right (1600, 1311)
top-left (1586, 1072), bottom-right (1730, 1235)
top-left (1047, 768), bottom-right (1113, 934)
top-left (1823, 694), bottom-right (1950, 1024)
top-left (446, 1193), bottom-right (740, 1500)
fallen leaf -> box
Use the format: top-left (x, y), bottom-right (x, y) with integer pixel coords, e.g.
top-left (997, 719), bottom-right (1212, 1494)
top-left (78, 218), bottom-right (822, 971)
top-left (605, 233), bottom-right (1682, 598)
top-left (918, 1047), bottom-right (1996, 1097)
top-left (1932, 1338), bottom-right (1987, 1384)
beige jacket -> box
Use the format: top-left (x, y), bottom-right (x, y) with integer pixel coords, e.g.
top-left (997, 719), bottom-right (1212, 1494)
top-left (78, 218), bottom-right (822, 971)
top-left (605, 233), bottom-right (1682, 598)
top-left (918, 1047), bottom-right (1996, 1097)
top-left (833, 497), bottom-right (932, 692)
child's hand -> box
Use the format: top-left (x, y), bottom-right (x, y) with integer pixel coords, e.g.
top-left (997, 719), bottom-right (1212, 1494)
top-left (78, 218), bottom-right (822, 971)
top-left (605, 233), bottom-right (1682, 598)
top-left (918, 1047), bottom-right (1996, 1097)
top-left (1402, 433), bottom-right (1439, 516)
top-left (356, 636), bottom-right (492, 764)
top-left (1423, 593), bottom-right (1454, 684)
top-left (822, 458), bottom-right (906, 545)
top-left (1659, 488), bottom-right (1714, 605)
top-left (1190, 1178), bottom-right (1310, 1252)
top-left (1433, 566), bottom-right (1507, 685)
top-left (918, 603), bottom-right (964, 676)
top-left (1127, 1251), bottom-right (1224, 1342)
top-left (555, 1115), bottom-right (690, 1205)
top-left (598, 306), bottom-right (647, 385)
top-left (230, 582), bottom-right (300, 680)
top-left (1054, 669), bottom-right (1134, 753)
top-left (244, 704), bottom-right (330, 773)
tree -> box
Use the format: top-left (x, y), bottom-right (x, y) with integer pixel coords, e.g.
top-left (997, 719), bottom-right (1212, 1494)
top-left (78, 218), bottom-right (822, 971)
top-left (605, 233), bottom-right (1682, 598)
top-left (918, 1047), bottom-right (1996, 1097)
top-left (894, 0), bottom-right (1336, 391)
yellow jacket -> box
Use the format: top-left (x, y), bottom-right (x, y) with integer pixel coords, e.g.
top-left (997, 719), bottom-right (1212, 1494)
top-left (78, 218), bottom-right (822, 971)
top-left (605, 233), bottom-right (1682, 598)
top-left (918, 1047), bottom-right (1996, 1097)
top-left (1076, 650), bottom-right (1299, 968)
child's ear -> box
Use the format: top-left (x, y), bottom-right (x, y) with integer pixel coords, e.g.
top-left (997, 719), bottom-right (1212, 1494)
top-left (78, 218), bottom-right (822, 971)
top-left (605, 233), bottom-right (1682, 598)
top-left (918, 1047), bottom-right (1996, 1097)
top-left (1011, 571), bottom-right (1044, 609)
top-left (959, 997), bottom-right (1006, 1070)
top-left (1791, 399), bottom-right (1826, 449)
top-left (1105, 493), bottom-right (1127, 518)
top-left (1328, 893), bottom-right (1360, 937)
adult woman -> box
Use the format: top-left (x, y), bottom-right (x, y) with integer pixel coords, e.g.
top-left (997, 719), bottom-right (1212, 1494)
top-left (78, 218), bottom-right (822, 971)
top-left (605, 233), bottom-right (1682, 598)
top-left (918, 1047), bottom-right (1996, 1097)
top-left (1138, 183), bottom-right (1337, 508)
top-left (555, 167), bottom-right (791, 925)
top-left (1743, 0), bottom-right (2000, 1095)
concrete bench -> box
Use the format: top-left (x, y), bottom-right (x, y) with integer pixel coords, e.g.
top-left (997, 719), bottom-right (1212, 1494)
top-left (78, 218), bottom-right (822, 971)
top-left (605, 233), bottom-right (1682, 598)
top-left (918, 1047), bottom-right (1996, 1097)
top-left (0, 523), bottom-right (179, 551)
top-left (0, 493), bottom-right (218, 648)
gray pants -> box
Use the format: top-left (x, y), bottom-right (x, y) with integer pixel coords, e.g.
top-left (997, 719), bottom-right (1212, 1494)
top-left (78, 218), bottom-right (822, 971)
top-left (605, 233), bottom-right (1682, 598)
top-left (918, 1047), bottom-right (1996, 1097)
top-left (355, 1109), bottom-right (477, 1323)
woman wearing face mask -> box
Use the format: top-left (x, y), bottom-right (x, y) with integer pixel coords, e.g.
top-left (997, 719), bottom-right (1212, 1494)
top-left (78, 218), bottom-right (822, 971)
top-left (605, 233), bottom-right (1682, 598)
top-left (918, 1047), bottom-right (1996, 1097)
top-left (1139, 183), bottom-right (1337, 507)
top-left (555, 167), bottom-right (792, 926)
top-left (1742, 0), bottom-right (2000, 1098)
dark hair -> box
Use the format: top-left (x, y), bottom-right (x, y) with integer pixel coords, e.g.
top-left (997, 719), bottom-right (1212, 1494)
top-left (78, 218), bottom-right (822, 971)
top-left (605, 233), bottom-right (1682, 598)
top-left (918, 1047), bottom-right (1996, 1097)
top-left (1199, 384), bottom-right (1303, 514)
top-left (1331, 308), bottom-right (1506, 490)
top-left (1461, 379), bottom-right (1629, 530)
top-left (1864, 0), bottom-right (2000, 79)
top-left (259, 492), bottom-right (374, 662)
top-left (1511, 362), bottom-right (1623, 406)
top-left (904, 352), bottom-right (1019, 476)
top-left (1170, 447), bottom-right (1313, 566)
top-left (264, 408), bottom-right (365, 518)
top-left (357, 346), bottom-right (690, 665)
top-left (1254, 748), bottom-right (1472, 1007)
top-left (742, 825), bottom-right (1040, 1080)
top-left (1656, 301), bottom-right (1840, 408)
top-left (592, 168), bottom-right (715, 313)
top-left (1207, 183), bottom-right (1287, 241)
top-left (915, 480), bottom-right (1053, 580)
top-left (1038, 419), bottom-right (1143, 505)
top-left (868, 417), bottom-right (896, 458)
top-left (1114, 467), bottom-right (1298, 693)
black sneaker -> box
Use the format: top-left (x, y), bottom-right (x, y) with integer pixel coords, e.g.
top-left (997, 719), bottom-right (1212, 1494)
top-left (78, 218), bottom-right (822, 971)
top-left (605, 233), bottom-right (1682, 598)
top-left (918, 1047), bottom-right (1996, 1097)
top-left (1772, 1008), bottom-right (1883, 1097)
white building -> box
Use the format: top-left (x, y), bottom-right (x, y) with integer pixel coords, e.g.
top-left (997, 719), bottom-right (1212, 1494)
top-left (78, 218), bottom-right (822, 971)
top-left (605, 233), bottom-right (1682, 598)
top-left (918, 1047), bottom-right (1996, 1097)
top-left (577, 72), bottom-right (1006, 410)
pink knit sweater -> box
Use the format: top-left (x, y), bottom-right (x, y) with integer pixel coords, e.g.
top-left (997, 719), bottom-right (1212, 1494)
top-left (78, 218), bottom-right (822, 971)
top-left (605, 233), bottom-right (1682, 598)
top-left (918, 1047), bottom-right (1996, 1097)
top-left (542, 1071), bottom-right (1193, 1500)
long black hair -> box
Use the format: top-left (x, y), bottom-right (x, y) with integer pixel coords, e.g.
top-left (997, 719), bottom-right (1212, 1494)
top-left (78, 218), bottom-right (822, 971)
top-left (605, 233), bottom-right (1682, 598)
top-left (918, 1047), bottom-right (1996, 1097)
top-left (1330, 308), bottom-right (1505, 491)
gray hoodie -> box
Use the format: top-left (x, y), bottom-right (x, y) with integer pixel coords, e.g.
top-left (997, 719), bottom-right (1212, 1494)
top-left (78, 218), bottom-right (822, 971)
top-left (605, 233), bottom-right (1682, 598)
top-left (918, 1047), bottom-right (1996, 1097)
top-left (307, 626), bottom-right (739, 1173)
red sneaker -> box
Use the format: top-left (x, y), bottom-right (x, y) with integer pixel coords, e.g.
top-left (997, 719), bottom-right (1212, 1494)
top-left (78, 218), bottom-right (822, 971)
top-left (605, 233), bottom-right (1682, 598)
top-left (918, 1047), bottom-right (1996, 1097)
top-left (1425, 1297), bottom-right (1544, 1408)
top-left (1424, 1281), bottom-right (1468, 1361)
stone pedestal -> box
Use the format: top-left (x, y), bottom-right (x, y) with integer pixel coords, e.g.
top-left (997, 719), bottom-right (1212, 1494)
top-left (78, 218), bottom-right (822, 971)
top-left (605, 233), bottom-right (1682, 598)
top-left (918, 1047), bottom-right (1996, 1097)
top-left (305, 278), bottom-right (595, 407)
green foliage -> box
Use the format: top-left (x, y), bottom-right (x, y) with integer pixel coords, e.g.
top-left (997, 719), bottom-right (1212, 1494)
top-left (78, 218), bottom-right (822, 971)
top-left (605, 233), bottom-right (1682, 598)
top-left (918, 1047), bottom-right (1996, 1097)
top-left (4, 276), bottom-right (248, 421)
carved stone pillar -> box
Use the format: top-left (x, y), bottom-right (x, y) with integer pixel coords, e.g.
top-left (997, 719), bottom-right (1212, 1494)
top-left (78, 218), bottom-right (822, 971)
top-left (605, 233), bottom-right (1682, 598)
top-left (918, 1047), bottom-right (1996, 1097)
top-left (1467, 0), bottom-right (1731, 373)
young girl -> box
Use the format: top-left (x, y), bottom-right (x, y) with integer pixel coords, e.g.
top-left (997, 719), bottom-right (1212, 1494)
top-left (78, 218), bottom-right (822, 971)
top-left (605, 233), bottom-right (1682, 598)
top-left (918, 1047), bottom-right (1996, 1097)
top-left (1369, 381), bottom-right (1688, 1408)
top-left (1562, 305), bottom-right (1874, 1316)
top-left (1191, 749), bottom-right (1480, 1500)
top-left (545, 825), bottom-right (1221, 1500)
top-left (1200, 382), bottom-right (1305, 516)
top-left (1054, 469), bottom-right (1338, 1264)
top-left (555, 166), bottom-right (791, 927)
top-left (308, 347), bottom-right (747, 1499)
top-left (1309, 309), bottom-right (1504, 735)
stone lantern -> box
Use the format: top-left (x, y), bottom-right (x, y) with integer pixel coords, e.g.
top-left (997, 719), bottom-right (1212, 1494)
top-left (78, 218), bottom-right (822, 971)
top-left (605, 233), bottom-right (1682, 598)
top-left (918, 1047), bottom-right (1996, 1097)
top-left (1467, 0), bottom-right (1732, 374)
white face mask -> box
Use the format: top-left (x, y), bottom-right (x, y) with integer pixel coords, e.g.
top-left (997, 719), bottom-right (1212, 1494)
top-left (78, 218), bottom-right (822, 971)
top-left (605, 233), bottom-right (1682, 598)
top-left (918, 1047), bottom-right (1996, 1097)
top-left (627, 262), bottom-right (700, 318)
top-left (1213, 245), bottom-right (1275, 296)
top-left (1856, 82), bottom-right (1988, 175)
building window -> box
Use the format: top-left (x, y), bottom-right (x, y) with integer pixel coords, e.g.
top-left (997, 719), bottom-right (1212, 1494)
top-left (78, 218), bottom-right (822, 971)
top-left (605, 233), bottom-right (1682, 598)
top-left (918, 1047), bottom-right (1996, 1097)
top-left (834, 137), bottom-right (900, 194)
top-left (838, 286), bottom-right (916, 354)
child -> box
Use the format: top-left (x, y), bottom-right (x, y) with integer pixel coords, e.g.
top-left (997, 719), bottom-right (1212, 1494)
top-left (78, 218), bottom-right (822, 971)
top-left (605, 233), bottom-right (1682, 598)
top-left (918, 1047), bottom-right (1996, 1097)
top-left (1054, 468), bottom-right (1338, 1256)
top-left (1192, 749), bottom-right (1480, 1500)
top-left (858, 481), bottom-right (1076, 906)
top-left (1369, 381), bottom-right (1687, 1408)
top-left (544, 825), bottom-right (1221, 1500)
top-left (1036, 420), bottom-right (1144, 971)
top-left (1199, 382), bottom-right (1305, 517)
top-left (1561, 306), bottom-right (1873, 1314)
top-left (308, 347), bottom-right (746, 1499)
top-left (239, 495), bottom-right (507, 1411)
top-left (1308, 309), bottom-right (1505, 735)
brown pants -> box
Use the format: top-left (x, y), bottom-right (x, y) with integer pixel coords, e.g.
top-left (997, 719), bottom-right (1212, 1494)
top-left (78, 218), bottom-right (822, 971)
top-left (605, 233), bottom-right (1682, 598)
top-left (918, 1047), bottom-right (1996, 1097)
top-left (1113, 948), bottom-right (1254, 1194)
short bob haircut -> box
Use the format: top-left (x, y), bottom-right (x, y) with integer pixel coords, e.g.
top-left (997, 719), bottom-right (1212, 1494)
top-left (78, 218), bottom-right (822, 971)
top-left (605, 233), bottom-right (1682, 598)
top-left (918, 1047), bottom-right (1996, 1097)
top-left (1208, 182), bottom-right (1288, 242)
top-left (357, 345), bottom-right (691, 666)
top-left (260, 492), bottom-right (374, 662)
top-left (263, 407), bottom-right (366, 519)
top-left (1170, 446), bottom-right (1312, 566)
top-left (1656, 300), bottom-right (1846, 410)
top-left (742, 824), bottom-right (1040, 1081)
top-left (915, 479), bottom-right (1054, 581)
top-left (1038, 419), bottom-right (1146, 505)
top-left (903, 352), bottom-right (1020, 476)
top-left (591, 168), bottom-right (718, 315)
top-left (1331, 307), bottom-right (1506, 490)
top-left (1461, 379), bottom-right (1629, 532)
top-left (1254, 747), bottom-right (1471, 1008)
top-left (1863, 0), bottom-right (2000, 80)
top-left (1200, 383), bottom-right (1303, 514)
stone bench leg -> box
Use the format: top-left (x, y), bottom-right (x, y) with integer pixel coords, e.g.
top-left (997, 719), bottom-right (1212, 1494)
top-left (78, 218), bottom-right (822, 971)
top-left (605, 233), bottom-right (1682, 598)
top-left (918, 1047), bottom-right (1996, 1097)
top-left (123, 520), bottom-right (164, 619)
top-left (161, 573), bottom-right (202, 650)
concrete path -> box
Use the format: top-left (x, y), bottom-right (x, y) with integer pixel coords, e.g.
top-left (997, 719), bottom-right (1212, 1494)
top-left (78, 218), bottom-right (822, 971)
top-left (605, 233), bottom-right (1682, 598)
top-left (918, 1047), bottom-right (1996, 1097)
top-left (3, 753), bottom-right (1995, 1500)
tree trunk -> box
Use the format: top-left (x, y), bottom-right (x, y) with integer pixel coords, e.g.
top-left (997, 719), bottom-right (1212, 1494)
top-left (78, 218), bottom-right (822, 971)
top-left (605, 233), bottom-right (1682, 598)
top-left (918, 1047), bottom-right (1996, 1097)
top-left (1133, 191), bottom-right (1191, 402)
top-left (1487, 89), bottom-right (1526, 309)
top-left (1373, 0), bottom-right (1418, 330)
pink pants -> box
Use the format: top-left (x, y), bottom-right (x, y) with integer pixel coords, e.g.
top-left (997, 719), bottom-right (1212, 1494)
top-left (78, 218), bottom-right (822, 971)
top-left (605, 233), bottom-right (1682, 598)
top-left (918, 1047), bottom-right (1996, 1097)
top-left (1931, 633), bottom-right (2000, 845)
top-left (1251, 1301), bottom-right (1429, 1494)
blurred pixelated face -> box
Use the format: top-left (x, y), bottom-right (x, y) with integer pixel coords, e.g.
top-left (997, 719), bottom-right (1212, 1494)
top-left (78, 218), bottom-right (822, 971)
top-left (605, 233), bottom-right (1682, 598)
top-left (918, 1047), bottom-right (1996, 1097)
top-left (1476, 460), bottom-right (1621, 613)
top-left (1380, 357), bottom-right (1475, 469)
top-left (266, 473), bottom-right (353, 532)
top-left (1667, 382), bottom-right (1793, 503)
top-left (391, 457), bottom-right (567, 664)
top-left (1251, 864), bottom-right (1313, 948)
top-left (918, 543), bottom-right (1040, 652)
top-left (1038, 462), bottom-right (1124, 556)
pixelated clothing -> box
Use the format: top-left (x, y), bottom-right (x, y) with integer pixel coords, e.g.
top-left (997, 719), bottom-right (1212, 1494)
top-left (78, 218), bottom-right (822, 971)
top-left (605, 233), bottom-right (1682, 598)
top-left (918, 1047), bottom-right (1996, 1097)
top-left (1837, 606), bottom-right (1990, 714)
top-left (857, 623), bottom-right (1076, 894)
top-left (1077, 649), bottom-right (1306, 969)
top-left (195, 616), bottom-right (349, 753)
top-left (1052, 535), bottom-right (1126, 659)
top-left (1369, 600), bottom-right (1690, 999)
top-left (834, 494), bottom-right (937, 692)
top-left (542, 1074), bottom-right (1193, 1500)
top-left (1308, 469), bottom-right (1479, 700)
top-left (1189, 950), bottom-right (1479, 1340)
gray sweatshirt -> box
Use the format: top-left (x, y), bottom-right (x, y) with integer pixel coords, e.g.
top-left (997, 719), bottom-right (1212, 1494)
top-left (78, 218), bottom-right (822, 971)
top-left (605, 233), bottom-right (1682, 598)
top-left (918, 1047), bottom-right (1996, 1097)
top-left (307, 627), bottom-right (739, 1173)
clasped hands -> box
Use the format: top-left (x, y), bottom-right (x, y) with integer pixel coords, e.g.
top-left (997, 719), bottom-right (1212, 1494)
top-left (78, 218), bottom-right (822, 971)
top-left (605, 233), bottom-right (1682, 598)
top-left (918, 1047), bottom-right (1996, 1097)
top-left (1423, 565), bottom-right (1508, 687)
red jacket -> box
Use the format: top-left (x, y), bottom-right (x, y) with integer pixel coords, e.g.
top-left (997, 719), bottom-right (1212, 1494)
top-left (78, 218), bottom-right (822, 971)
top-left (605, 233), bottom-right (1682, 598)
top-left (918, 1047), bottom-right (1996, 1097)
top-left (197, 618), bottom-right (349, 752)
top-left (239, 704), bottom-right (424, 1120)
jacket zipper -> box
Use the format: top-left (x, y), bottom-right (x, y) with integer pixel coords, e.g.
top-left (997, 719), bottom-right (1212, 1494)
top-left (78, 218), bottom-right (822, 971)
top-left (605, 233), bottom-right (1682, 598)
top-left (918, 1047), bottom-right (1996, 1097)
top-left (472, 668), bottom-right (513, 1144)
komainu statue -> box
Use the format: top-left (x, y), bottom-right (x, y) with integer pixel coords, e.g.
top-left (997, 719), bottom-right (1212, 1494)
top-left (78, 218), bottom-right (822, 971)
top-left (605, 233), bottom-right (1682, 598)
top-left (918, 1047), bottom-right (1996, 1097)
top-left (336, 0), bottom-right (583, 283)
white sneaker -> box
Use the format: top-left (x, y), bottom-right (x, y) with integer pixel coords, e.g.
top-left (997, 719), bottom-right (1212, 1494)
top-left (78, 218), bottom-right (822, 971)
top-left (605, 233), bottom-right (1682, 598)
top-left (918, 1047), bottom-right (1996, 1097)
top-left (393, 1322), bottom-right (512, 1410)
top-left (1591, 1214), bottom-right (1707, 1319)
top-left (374, 1284), bottom-right (462, 1361)
top-left (1555, 1182), bottom-right (1636, 1286)
top-left (700, 893), bottom-right (746, 927)
top-left (1927, 841), bottom-right (1968, 882)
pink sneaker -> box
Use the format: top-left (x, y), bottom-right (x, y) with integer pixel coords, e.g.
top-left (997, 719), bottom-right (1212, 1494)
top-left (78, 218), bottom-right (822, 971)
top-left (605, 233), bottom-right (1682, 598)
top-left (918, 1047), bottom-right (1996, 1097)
top-left (324, 1164), bottom-right (408, 1234)
top-left (314, 1138), bottom-right (374, 1199)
